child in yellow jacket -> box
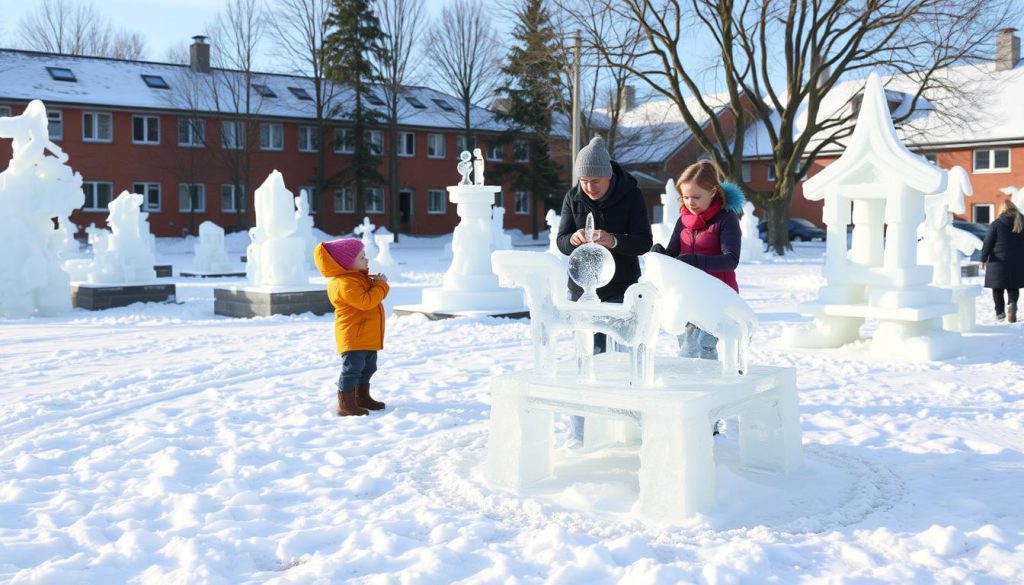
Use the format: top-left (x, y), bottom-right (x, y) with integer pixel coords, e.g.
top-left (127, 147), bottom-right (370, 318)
top-left (314, 238), bottom-right (390, 417)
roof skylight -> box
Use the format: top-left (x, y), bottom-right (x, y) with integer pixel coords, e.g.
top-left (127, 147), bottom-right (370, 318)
top-left (364, 92), bottom-right (385, 106)
top-left (288, 86), bottom-right (313, 101)
top-left (141, 74), bottom-right (170, 89)
top-left (254, 84), bottom-right (277, 98)
top-left (432, 98), bottom-right (456, 112)
top-left (405, 96), bottom-right (426, 109)
top-left (47, 67), bottom-right (76, 82)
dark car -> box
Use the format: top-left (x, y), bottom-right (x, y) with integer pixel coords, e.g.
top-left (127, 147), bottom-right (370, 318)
top-left (952, 220), bottom-right (988, 261)
top-left (758, 218), bottom-right (827, 242)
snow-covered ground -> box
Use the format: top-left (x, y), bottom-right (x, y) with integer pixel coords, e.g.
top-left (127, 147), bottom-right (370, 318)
top-left (1, 236), bottom-right (1022, 584)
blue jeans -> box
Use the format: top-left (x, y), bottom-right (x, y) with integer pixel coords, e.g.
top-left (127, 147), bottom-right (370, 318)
top-left (338, 350), bottom-right (377, 392)
top-left (570, 295), bottom-right (623, 443)
top-left (679, 323), bottom-right (718, 360)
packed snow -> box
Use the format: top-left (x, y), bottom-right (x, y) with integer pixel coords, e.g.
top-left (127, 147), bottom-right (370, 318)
top-left (1, 234), bottom-right (1023, 583)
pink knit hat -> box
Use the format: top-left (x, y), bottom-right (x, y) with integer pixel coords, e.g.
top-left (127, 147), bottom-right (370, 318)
top-left (323, 238), bottom-right (365, 269)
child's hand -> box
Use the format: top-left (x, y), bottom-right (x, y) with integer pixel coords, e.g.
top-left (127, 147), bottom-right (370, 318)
top-left (374, 273), bottom-right (388, 283)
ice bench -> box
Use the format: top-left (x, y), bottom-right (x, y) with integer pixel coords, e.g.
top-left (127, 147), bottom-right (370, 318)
top-left (486, 352), bottom-right (801, 522)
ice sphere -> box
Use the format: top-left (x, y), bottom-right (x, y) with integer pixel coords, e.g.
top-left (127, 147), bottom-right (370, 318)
top-left (567, 213), bottom-right (614, 302)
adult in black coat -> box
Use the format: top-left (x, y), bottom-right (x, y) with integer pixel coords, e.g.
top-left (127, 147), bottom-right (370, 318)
top-left (980, 199), bottom-right (1024, 322)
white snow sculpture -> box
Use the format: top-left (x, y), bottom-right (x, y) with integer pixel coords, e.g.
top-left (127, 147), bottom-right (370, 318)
top-left (54, 216), bottom-right (85, 261)
top-left (782, 72), bottom-right (960, 360)
top-left (245, 171), bottom-right (308, 287)
top-left (0, 100), bottom-right (84, 317)
top-left (473, 147), bottom-right (485, 185)
top-left (652, 179), bottom-right (680, 247)
top-left (294, 189), bottom-right (317, 270)
top-left (354, 216), bottom-right (379, 263)
top-left (193, 221), bottom-right (233, 273)
top-left (1000, 185), bottom-right (1024, 209)
top-left (373, 227), bottom-right (400, 272)
top-left (84, 191), bottom-right (157, 284)
top-left (739, 201), bottom-right (766, 262)
top-left (491, 206), bottom-right (512, 251)
top-left (544, 209), bottom-right (561, 256)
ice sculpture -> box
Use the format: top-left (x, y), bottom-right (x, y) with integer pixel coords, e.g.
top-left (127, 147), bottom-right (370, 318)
top-left (245, 171), bottom-right (308, 287)
top-left (473, 147), bottom-right (485, 185)
top-left (354, 216), bottom-right (379, 264)
top-left (568, 213), bottom-right (614, 303)
top-left (0, 100), bottom-right (84, 317)
top-left (782, 72), bottom-right (960, 360)
top-left (373, 227), bottom-right (399, 272)
top-left (193, 221), bottom-right (233, 273)
top-left (491, 206), bottom-right (512, 251)
top-left (82, 191), bottom-right (157, 284)
top-left (544, 209), bottom-right (562, 257)
top-left (651, 179), bottom-right (680, 247)
top-left (1000, 185), bottom-right (1024, 208)
top-left (739, 201), bottom-right (766, 262)
top-left (457, 151), bottom-right (473, 185)
top-left (295, 189), bottom-right (317, 270)
top-left (54, 216), bottom-right (85, 261)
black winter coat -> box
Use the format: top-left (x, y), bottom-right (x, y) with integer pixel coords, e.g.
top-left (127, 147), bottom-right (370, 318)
top-left (981, 211), bottom-right (1024, 289)
top-left (556, 161), bottom-right (653, 300)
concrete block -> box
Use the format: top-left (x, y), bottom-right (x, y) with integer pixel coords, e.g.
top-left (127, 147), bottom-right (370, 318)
top-left (214, 286), bottom-right (333, 318)
top-left (72, 283), bottom-right (177, 310)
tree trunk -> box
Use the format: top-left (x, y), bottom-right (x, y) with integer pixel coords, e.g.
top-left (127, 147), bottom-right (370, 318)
top-left (765, 181), bottom-right (795, 255)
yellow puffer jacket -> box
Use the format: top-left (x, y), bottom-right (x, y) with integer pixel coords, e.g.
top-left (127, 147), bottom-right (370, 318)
top-left (313, 242), bottom-right (390, 353)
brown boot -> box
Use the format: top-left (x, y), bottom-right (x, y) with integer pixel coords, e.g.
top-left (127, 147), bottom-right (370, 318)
top-left (1009, 303), bottom-right (1018, 324)
top-left (337, 391), bottom-right (368, 416)
top-left (356, 383), bottom-right (385, 410)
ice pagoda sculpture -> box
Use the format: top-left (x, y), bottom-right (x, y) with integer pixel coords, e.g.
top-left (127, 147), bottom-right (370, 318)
top-left (782, 72), bottom-right (960, 360)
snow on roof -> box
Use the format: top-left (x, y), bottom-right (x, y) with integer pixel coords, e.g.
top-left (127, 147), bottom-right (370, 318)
top-left (602, 92), bottom-right (730, 165)
top-left (742, 60), bottom-right (1024, 159)
top-left (0, 49), bottom-right (508, 132)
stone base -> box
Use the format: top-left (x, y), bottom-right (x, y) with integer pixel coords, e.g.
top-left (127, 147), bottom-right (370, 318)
top-left (72, 283), bottom-right (177, 310)
top-left (214, 286), bottom-right (332, 318)
top-left (154, 265), bottom-right (172, 277)
top-left (180, 271), bottom-right (247, 278)
top-left (393, 303), bottom-right (529, 320)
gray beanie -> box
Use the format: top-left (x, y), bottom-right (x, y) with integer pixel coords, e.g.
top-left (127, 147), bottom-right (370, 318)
top-left (574, 136), bottom-right (613, 178)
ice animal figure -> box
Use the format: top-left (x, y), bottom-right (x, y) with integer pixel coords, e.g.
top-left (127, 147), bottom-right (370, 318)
top-left (651, 179), bottom-right (680, 247)
top-left (85, 191), bottom-right (157, 284)
top-left (354, 216), bottom-right (379, 263)
top-left (491, 206), bottom-right (512, 251)
top-left (0, 100), bottom-right (85, 317)
top-left (739, 201), bottom-right (766, 262)
top-left (193, 221), bottom-right (233, 273)
top-left (245, 171), bottom-right (308, 287)
top-left (294, 189), bottom-right (317, 269)
top-left (373, 227), bottom-right (400, 272)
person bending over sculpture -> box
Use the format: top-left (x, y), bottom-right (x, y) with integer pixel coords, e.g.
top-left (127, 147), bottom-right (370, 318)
top-left (314, 238), bottom-right (390, 416)
top-left (556, 135), bottom-right (653, 446)
top-left (980, 199), bottom-right (1024, 323)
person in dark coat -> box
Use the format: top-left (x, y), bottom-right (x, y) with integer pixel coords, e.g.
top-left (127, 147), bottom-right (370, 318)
top-left (980, 199), bottom-right (1024, 323)
top-left (556, 135), bottom-right (653, 445)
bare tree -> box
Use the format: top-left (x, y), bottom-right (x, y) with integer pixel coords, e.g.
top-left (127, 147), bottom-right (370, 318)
top-left (163, 69), bottom-right (213, 235)
top-left (427, 0), bottom-right (502, 158)
top-left (376, 0), bottom-right (424, 242)
top-left (566, 0), bottom-right (1011, 254)
top-left (17, 0), bottom-right (148, 59)
top-left (267, 0), bottom-right (342, 227)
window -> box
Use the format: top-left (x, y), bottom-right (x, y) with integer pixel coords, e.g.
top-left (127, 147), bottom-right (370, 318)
top-left (398, 131), bottom-right (415, 156)
top-left (288, 86), bottom-right (312, 100)
top-left (366, 187), bottom-right (385, 213)
top-left (367, 130), bottom-right (383, 155)
top-left (923, 152), bottom-right (938, 165)
top-left (334, 187), bottom-right (354, 213)
top-left (741, 162), bottom-right (752, 182)
top-left (0, 105), bottom-right (10, 117)
top-left (260, 123), bottom-right (283, 150)
top-left (132, 182), bottom-right (161, 212)
top-left (427, 189), bottom-right (446, 214)
top-left (221, 121), bottom-right (245, 149)
top-left (455, 135), bottom-right (476, 154)
top-left (47, 67), bottom-right (76, 82)
top-left (432, 98), bottom-right (456, 112)
top-left (141, 74), bottom-right (169, 89)
top-left (766, 164), bottom-right (776, 181)
top-left (514, 191), bottom-right (530, 214)
top-left (364, 92), bottom-right (385, 106)
top-left (178, 118), bottom-right (205, 147)
top-left (427, 134), bottom-right (446, 158)
top-left (179, 184), bottom-right (206, 212)
top-left (334, 128), bottom-right (354, 153)
top-left (493, 191), bottom-right (503, 208)
top-left (973, 203), bottom-right (994, 224)
top-left (254, 84), bottom-right (276, 98)
top-left (405, 96), bottom-right (426, 109)
top-left (973, 148), bottom-right (1010, 172)
top-left (298, 126), bottom-right (319, 152)
top-left (82, 112), bottom-right (112, 142)
top-left (513, 140), bottom-right (528, 162)
top-left (83, 181), bottom-right (113, 211)
top-left (132, 115), bottom-right (160, 144)
top-left (487, 142), bottom-right (503, 161)
top-left (221, 184), bottom-right (246, 213)
top-left (47, 110), bottom-right (63, 140)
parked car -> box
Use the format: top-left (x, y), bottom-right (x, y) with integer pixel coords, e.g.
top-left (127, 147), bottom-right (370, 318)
top-left (758, 218), bottom-right (827, 242)
top-left (951, 220), bottom-right (988, 261)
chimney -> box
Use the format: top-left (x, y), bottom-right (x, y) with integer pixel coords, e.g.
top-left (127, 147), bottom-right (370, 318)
top-left (619, 84), bottom-right (636, 113)
top-left (995, 28), bottom-right (1020, 72)
top-left (190, 35), bottom-right (210, 74)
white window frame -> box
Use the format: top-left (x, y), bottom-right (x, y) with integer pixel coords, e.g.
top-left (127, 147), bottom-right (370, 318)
top-left (132, 182), bottom-right (161, 212)
top-left (455, 135), bottom-right (476, 154)
top-left (487, 142), bottom-right (503, 161)
top-left (82, 181), bottom-right (114, 211)
top-left (427, 189), bottom-right (446, 214)
top-left (766, 164), bottom-right (776, 181)
top-left (220, 184), bottom-right (247, 213)
top-left (427, 133), bottom-right (446, 158)
top-left (334, 128), bottom-right (354, 154)
top-left (366, 187), bottom-right (385, 214)
top-left (334, 187), bottom-right (354, 214)
top-left (398, 131), bottom-right (415, 157)
top-left (132, 114), bottom-right (160, 145)
top-left (178, 183), bottom-right (206, 212)
top-left (367, 130), bottom-right (383, 155)
top-left (973, 203), bottom-right (995, 224)
top-left (973, 148), bottom-right (1010, 173)
top-left (513, 140), bottom-right (528, 162)
top-left (514, 191), bottom-right (530, 215)
top-left (82, 111), bottom-right (113, 143)
top-left (298, 126), bottom-right (319, 152)
top-left (48, 110), bottom-right (63, 141)
top-left (260, 123), bottom-right (283, 151)
top-left (178, 117), bottom-right (205, 147)
top-left (0, 105), bottom-right (11, 117)
top-left (221, 121), bottom-right (245, 150)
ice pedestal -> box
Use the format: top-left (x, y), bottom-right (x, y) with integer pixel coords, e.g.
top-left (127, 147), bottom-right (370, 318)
top-left (486, 353), bottom-right (801, 522)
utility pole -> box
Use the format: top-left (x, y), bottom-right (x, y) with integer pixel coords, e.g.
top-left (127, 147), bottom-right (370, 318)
top-left (570, 29), bottom-right (582, 185)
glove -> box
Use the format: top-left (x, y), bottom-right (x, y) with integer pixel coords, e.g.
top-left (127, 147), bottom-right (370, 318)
top-left (650, 243), bottom-right (667, 254)
top-left (677, 254), bottom-right (698, 267)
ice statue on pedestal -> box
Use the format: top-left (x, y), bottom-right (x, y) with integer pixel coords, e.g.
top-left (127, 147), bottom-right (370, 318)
top-left (473, 147), bottom-right (485, 185)
top-left (491, 206), bottom-right (512, 251)
top-left (457, 151), bottom-right (473, 185)
top-left (295, 189), bottom-right (317, 270)
top-left (83, 191), bottom-right (157, 284)
top-left (782, 72), bottom-right (960, 360)
top-left (0, 100), bottom-right (85, 317)
top-left (373, 227), bottom-right (400, 272)
top-left (739, 201), bottom-right (766, 263)
top-left (353, 216), bottom-right (379, 264)
top-left (651, 179), bottom-right (680, 247)
top-left (245, 171), bottom-right (307, 287)
top-left (192, 221), bottom-right (234, 273)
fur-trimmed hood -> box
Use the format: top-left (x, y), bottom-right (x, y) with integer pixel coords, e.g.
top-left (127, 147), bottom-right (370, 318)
top-left (720, 181), bottom-right (746, 214)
